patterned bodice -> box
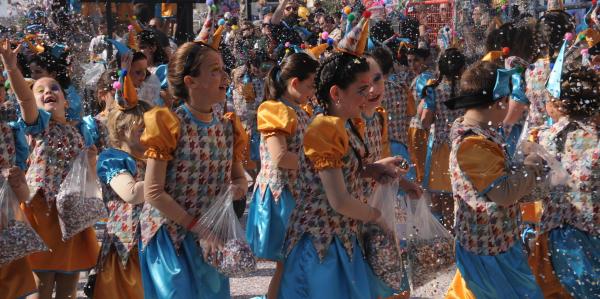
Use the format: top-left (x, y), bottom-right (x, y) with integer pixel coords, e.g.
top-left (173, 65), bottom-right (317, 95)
top-left (285, 122), bottom-right (367, 261)
top-left (255, 101), bottom-right (311, 200)
top-left (525, 59), bottom-right (552, 128)
top-left (432, 82), bottom-right (463, 149)
top-left (140, 106), bottom-right (235, 249)
top-left (232, 87), bottom-right (260, 136)
top-left (100, 150), bottom-right (146, 267)
top-left (0, 122), bottom-right (16, 171)
top-left (382, 79), bottom-right (411, 144)
top-left (536, 118), bottom-right (599, 236)
top-left (356, 112), bottom-right (385, 204)
top-left (449, 118), bottom-right (521, 255)
top-left (25, 114), bottom-right (85, 201)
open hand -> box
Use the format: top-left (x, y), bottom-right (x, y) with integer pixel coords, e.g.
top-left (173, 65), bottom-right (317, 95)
top-left (0, 39), bottom-right (21, 70)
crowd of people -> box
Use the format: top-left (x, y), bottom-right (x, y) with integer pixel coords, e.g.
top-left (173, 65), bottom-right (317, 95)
top-left (0, 0), bottom-right (598, 299)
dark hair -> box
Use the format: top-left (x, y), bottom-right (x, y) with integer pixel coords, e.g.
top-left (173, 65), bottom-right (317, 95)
top-left (96, 68), bottom-right (118, 111)
top-left (458, 60), bottom-right (501, 108)
top-left (368, 46), bottom-right (394, 76)
top-left (264, 52), bottom-right (319, 100)
top-left (371, 20), bottom-right (395, 45)
top-left (315, 53), bottom-right (370, 166)
top-left (168, 42), bottom-right (217, 100)
top-left (485, 21), bottom-right (537, 62)
top-left (28, 52), bottom-right (71, 89)
top-left (400, 17), bottom-right (420, 47)
top-left (552, 67), bottom-right (600, 119)
top-left (435, 48), bottom-right (465, 97)
top-left (138, 29), bottom-right (169, 65)
top-left (539, 11), bottom-right (575, 60)
top-left (407, 48), bottom-right (430, 60)
top-left (133, 4), bottom-right (152, 25)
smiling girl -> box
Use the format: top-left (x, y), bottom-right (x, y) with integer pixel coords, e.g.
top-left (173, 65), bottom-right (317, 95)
top-left (139, 40), bottom-right (248, 298)
top-left (1, 40), bottom-right (99, 299)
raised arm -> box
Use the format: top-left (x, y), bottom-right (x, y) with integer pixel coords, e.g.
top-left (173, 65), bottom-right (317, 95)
top-left (0, 40), bottom-right (38, 124)
top-left (271, 0), bottom-right (289, 25)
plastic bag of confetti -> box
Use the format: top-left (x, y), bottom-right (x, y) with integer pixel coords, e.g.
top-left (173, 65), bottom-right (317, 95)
top-left (194, 185), bottom-right (256, 277)
top-left (518, 141), bottom-right (569, 187)
top-left (56, 150), bottom-right (106, 241)
top-left (406, 195), bottom-right (455, 287)
top-left (0, 180), bottom-right (48, 266)
top-left (364, 182), bottom-right (404, 290)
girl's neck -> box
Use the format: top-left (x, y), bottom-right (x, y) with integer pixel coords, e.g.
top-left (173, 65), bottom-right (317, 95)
top-left (186, 102), bottom-right (213, 122)
top-left (363, 108), bottom-right (376, 118)
top-left (462, 110), bottom-right (495, 130)
top-left (51, 113), bottom-right (68, 125)
top-left (119, 143), bottom-right (144, 160)
top-left (328, 105), bottom-right (348, 122)
top-left (281, 91), bottom-right (303, 106)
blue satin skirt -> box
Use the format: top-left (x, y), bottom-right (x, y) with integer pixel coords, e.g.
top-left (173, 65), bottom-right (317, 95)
top-left (139, 227), bottom-right (230, 299)
top-left (279, 235), bottom-right (395, 299)
top-left (246, 185), bottom-right (296, 261)
top-left (549, 225), bottom-right (600, 298)
top-left (250, 130), bottom-right (260, 162)
top-left (456, 241), bottom-right (543, 299)
top-left (390, 140), bottom-right (416, 182)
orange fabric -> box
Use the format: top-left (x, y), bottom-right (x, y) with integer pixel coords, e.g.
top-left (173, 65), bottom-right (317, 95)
top-left (445, 270), bottom-right (477, 299)
top-left (457, 136), bottom-right (507, 193)
top-left (21, 194), bottom-right (99, 272)
top-left (521, 201), bottom-right (543, 223)
top-left (224, 112), bottom-right (249, 163)
top-left (123, 75), bottom-right (139, 107)
top-left (94, 246), bottom-right (143, 299)
top-left (528, 232), bottom-right (573, 299)
top-left (115, 4), bottom-right (134, 22)
top-left (0, 257), bottom-right (36, 299)
top-left (428, 143), bottom-right (452, 192)
top-left (161, 4), bottom-right (177, 18)
top-left (304, 115), bottom-right (348, 170)
top-left (141, 107), bottom-right (181, 161)
top-left (408, 126), bottom-right (428, 183)
top-left (376, 107), bottom-right (391, 158)
top-left (257, 101), bottom-right (298, 137)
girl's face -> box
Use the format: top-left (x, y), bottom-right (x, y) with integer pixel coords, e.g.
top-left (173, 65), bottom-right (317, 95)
top-left (290, 73), bottom-right (316, 105)
top-left (99, 90), bottom-right (116, 112)
top-left (365, 57), bottom-right (385, 114)
top-left (29, 62), bottom-right (52, 80)
top-left (129, 58), bottom-right (148, 87)
top-left (33, 78), bottom-right (67, 115)
top-left (335, 71), bottom-right (371, 119)
top-left (545, 99), bottom-right (564, 122)
top-left (125, 123), bottom-right (147, 156)
top-left (140, 44), bottom-right (156, 62)
top-left (188, 50), bottom-right (229, 106)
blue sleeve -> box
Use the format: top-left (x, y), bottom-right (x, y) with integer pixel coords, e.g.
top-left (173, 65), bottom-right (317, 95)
top-left (96, 148), bottom-right (137, 184)
top-left (422, 86), bottom-right (437, 111)
top-left (22, 109), bottom-right (51, 136)
top-left (8, 121), bottom-right (29, 171)
top-left (66, 85), bottom-right (83, 122)
top-left (80, 115), bottom-right (99, 147)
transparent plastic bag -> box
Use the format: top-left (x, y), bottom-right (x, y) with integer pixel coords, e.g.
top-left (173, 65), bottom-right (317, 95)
top-left (56, 150), bottom-right (107, 241)
top-left (364, 182), bottom-right (404, 289)
top-left (518, 141), bottom-right (569, 187)
top-left (82, 62), bottom-right (106, 89)
top-left (0, 180), bottom-right (48, 266)
top-left (406, 194), bottom-right (455, 287)
top-left (194, 186), bottom-right (256, 277)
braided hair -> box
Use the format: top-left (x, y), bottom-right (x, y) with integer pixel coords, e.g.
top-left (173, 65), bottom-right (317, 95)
top-left (315, 52), bottom-right (371, 168)
top-left (430, 48), bottom-right (465, 98)
top-left (552, 67), bottom-right (600, 119)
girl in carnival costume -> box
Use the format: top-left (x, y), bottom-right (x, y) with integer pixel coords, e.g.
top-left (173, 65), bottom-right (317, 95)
top-left (93, 51), bottom-right (152, 299)
top-left (138, 13), bottom-right (248, 298)
top-left (1, 39), bottom-right (100, 299)
top-left (246, 52), bottom-right (319, 298)
top-left (279, 12), bottom-right (408, 298)
top-left (444, 61), bottom-right (545, 299)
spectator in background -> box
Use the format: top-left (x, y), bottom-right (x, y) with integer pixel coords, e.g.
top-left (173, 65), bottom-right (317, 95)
top-left (270, 0), bottom-right (303, 58)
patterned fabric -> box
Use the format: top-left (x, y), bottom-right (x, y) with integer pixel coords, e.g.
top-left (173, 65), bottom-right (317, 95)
top-left (255, 100), bottom-right (311, 201)
top-left (232, 82), bottom-right (260, 138)
top-left (97, 148), bottom-right (146, 267)
top-left (0, 122), bottom-right (16, 171)
top-left (525, 58), bottom-right (552, 129)
top-left (432, 81), bottom-right (463, 149)
top-left (140, 105), bottom-right (236, 250)
top-left (449, 118), bottom-right (521, 255)
top-left (382, 79), bottom-right (412, 144)
top-left (535, 118), bottom-right (599, 236)
top-left (23, 110), bottom-right (85, 201)
top-left (285, 115), bottom-right (366, 260)
top-left (355, 110), bottom-right (386, 204)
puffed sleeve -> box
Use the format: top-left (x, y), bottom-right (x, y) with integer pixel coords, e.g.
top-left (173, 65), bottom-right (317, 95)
top-left (140, 107), bottom-right (181, 161)
top-left (257, 101), bottom-right (298, 138)
top-left (457, 135), bottom-right (507, 194)
top-left (304, 115), bottom-right (349, 171)
top-left (376, 107), bottom-right (391, 158)
top-left (96, 148), bottom-right (137, 184)
top-left (79, 115), bottom-right (99, 147)
top-left (22, 109), bottom-right (51, 136)
top-left (8, 121), bottom-right (29, 171)
top-left (224, 112), bottom-right (249, 163)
